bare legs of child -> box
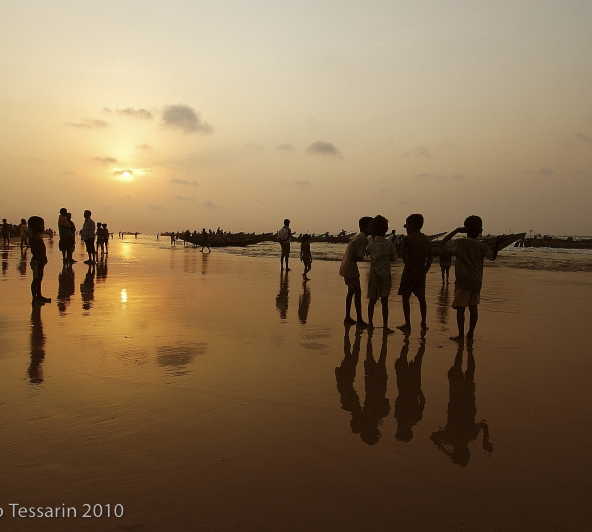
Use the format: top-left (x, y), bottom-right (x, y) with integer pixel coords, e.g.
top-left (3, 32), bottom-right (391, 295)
top-left (344, 281), bottom-right (367, 327)
top-left (368, 296), bottom-right (394, 333)
top-left (397, 294), bottom-right (428, 333)
top-left (451, 305), bottom-right (478, 342)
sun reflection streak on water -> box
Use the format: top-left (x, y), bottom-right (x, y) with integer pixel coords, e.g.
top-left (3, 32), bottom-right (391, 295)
top-left (120, 288), bottom-right (128, 304)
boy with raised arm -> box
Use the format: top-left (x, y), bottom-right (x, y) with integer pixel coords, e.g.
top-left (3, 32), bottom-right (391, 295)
top-left (441, 215), bottom-right (502, 342)
top-left (366, 215), bottom-right (397, 333)
top-left (340, 216), bottom-right (372, 327)
top-left (397, 214), bottom-right (432, 333)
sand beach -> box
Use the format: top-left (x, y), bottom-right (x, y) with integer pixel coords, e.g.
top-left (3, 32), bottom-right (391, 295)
top-left (0, 237), bottom-right (590, 531)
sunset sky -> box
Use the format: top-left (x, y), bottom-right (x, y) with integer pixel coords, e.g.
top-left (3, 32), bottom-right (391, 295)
top-left (1, 1), bottom-right (591, 234)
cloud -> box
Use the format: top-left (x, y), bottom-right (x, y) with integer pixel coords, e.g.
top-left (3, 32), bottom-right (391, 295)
top-left (294, 179), bottom-right (311, 186)
top-left (576, 132), bottom-right (592, 144)
top-left (136, 144), bottom-right (152, 151)
top-left (277, 144), bottom-right (294, 151)
top-left (170, 178), bottom-right (199, 186)
top-left (202, 200), bottom-right (217, 208)
top-left (162, 105), bottom-right (212, 134)
top-left (175, 195), bottom-right (194, 201)
top-left (306, 140), bottom-right (341, 157)
top-left (415, 172), bottom-right (464, 181)
top-left (147, 204), bottom-right (162, 210)
top-left (93, 156), bottom-right (118, 164)
top-left (66, 119), bottom-right (109, 129)
top-left (116, 107), bottom-right (153, 120)
top-left (538, 168), bottom-right (554, 176)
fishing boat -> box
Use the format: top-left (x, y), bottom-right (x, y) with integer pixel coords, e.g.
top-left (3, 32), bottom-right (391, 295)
top-left (515, 236), bottom-right (592, 250)
top-left (180, 232), bottom-right (274, 248)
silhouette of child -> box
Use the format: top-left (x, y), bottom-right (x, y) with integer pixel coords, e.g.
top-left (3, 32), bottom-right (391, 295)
top-left (366, 215), bottom-right (397, 332)
top-left (397, 214), bottom-right (432, 333)
top-left (441, 215), bottom-right (502, 341)
top-left (339, 216), bottom-right (372, 327)
top-left (28, 216), bottom-right (51, 304)
top-left (300, 234), bottom-right (312, 280)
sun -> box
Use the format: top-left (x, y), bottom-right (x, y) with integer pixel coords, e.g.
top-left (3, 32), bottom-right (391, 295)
top-left (119, 170), bottom-right (134, 182)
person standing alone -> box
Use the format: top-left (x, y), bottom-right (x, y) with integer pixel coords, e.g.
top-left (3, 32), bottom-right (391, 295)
top-left (277, 219), bottom-right (294, 271)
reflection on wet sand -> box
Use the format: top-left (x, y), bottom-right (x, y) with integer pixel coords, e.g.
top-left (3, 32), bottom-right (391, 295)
top-left (201, 252), bottom-right (209, 275)
top-left (437, 285), bottom-right (449, 325)
top-left (335, 325), bottom-right (363, 437)
top-left (17, 249), bottom-right (27, 276)
top-left (298, 281), bottom-right (311, 324)
top-left (156, 343), bottom-right (208, 377)
top-left (1, 249), bottom-right (7, 275)
top-left (29, 305), bottom-right (46, 384)
top-left (431, 342), bottom-right (493, 466)
top-left (394, 337), bottom-right (426, 442)
top-left (80, 264), bottom-right (95, 311)
top-left (57, 265), bottom-right (75, 315)
top-left (275, 271), bottom-right (289, 320)
top-left (361, 332), bottom-right (390, 445)
top-left (96, 257), bottom-right (108, 283)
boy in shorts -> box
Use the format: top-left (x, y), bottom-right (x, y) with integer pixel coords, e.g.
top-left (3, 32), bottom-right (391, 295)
top-left (397, 214), bottom-right (432, 333)
top-left (441, 215), bottom-right (502, 342)
top-left (339, 216), bottom-right (372, 326)
top-left (300, 234), bottom-right (312, 280)
top-left (28, 216), bottom-right (51, 304)
top-left (366, 215), bottom-right (397, 332)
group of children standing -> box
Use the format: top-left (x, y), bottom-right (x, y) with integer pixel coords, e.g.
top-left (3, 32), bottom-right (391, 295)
top-left (335, 213), bottom-right (501, 342)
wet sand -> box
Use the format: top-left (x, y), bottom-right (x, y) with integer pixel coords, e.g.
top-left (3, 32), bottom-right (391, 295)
top-left (1, 238), bottom-right (591, 531)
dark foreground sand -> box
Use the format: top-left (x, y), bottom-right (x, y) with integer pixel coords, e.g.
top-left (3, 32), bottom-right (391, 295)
top-left (1, 238), bottom-right (591, 531)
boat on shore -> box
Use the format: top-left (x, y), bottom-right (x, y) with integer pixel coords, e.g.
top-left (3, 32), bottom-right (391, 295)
top-left (515, 236), bottom-right (592, 250)
top-left (179, 232), bottom-right (274, 248)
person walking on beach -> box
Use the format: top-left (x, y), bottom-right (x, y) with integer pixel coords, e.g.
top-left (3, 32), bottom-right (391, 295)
top-left (277, 219), bottom-right (293, 271)
top-left (300, 234), bottom-right (312, 280)
top-left (58, 208), bottom-right (70, 262)
top-left (340, 216), bottom-right (372, 327)
top-left (28, 216), bottom-right (51, 304)
top-left (18, 218), bottom-right (29, 249)
top-left (441, 215), bottom-right (502, 342)
top-left (397, 214), bottom-right (432, 334)
top-left (439, 245), bottom-right (452, 284)
top-left (80, 210), bottom-right (97, 265)
top-left (366, 215), bottom-right (397, 333)
top-left (1, 219), bottom-right (10, 246)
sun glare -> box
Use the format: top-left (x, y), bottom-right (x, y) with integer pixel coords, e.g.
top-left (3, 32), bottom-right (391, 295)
top-left (119, 170), bottom-right (134, 182)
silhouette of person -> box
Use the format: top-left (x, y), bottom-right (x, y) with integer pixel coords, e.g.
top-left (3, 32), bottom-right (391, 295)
top-left (80, 264), bottom-right (96, 311)
top-left (298, 280), bottom-right (311, 324)
top-left (394, 336), bottom-right (426, 442)
top-left (29, 304), bottom-right (46, 384)
top-left (57, 264), bottom-right (75, 315)
top-left (430, 341), bottom-right (493, 466)
top-left (275, 271), bottom-right (289, 319)
top-left (438, 284), bottom-right (450, 326)
top-left (360, 332), bottom-right (391, 445)
top-left (335, 325), bottom-right (363, 437)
